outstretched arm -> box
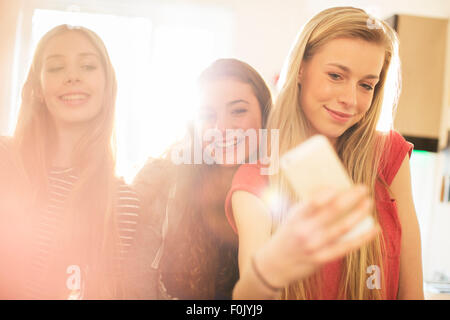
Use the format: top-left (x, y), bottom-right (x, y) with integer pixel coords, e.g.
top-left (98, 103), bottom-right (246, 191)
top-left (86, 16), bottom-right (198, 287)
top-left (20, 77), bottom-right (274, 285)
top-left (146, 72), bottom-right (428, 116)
top-left (231, 186), bottom-right (378, 299)
top-left (231, 191), bottom-right (279, 299)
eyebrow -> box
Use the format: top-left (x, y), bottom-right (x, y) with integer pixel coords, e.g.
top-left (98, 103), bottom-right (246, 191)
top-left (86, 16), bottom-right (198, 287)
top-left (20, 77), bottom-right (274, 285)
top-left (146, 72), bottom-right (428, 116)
top-left (45, 52), bottom-right (100, 61)
top-left (326, 63), bottom-right (379, 80)
top-left (226, 99), bottom-right (249, 107)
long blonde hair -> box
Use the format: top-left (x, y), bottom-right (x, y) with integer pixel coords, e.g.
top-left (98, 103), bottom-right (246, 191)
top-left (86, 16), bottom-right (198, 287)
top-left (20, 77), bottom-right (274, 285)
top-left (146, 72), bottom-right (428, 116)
top-left (13, 25), bottom-right (122, 298)
top-left (268, 7), bottom-right (401, 299)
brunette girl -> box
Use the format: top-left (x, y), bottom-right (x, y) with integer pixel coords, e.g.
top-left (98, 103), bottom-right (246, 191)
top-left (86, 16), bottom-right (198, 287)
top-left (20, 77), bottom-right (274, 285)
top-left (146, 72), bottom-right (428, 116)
top-left (133, 58), bottom-right (272, 299)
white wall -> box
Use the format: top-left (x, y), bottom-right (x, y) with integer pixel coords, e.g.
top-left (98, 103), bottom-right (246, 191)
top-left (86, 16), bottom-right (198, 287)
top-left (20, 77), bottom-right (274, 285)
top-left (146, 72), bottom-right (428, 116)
top-left (210, 0), bottom-right (450, 90)
top-left (2, 0), bottom-right (450, 130)
top-left (424, 154), bottom-right (450, 282)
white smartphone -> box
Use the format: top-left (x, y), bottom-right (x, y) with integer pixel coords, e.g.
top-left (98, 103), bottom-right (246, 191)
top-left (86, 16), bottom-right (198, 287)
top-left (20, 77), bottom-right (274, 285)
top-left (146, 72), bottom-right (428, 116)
top-left (280, 135), bottom-right (374, 241)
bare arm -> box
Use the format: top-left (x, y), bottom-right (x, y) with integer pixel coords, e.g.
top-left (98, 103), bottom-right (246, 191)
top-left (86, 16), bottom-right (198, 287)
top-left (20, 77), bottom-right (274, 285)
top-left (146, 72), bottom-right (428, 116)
top-left (231, 191), bottom-right (280, 299)
top-left (390, 155), bottom-right (424, 300)
top-left (231, 186), bottom-right (378, 299)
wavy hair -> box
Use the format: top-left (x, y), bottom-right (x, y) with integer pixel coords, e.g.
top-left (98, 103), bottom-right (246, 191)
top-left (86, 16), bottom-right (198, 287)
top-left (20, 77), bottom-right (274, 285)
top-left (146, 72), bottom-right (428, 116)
top-left (161, 58), bottom-right (273, 298)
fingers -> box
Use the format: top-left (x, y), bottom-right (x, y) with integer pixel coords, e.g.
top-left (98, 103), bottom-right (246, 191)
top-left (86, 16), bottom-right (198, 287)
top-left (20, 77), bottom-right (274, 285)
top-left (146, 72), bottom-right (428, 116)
top-left (279, 185), bottom-right (379, 275)
top-left (307, 188), bottom-right (340, 211)
top-left (311, 224), bottom-right (380, 264)
top-left (300, 197), bottom-right (373, 255)
top-left (322, 197), bottom-right (374, 245)
top-left (284, 190), bottom-right (334, 223)
top-left (287, 185), bottom-right (370, 237)
top-left (320, 185), bottom-right (369, 225)
top-left (290, 185), bottom-right (369, 223)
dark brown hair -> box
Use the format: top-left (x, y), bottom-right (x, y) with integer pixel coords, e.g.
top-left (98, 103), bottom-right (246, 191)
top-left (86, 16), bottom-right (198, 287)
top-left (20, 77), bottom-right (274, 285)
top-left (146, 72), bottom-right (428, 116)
top-left (161, 58), bottom-right (272, 299)
top-left (198, 58), bottom-right (272, 128)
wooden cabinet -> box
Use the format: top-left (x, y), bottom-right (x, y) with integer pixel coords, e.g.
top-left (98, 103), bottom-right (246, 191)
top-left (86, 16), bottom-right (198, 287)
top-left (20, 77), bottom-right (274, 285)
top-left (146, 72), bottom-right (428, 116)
top-left (387, 15), bottom-right (449, 152)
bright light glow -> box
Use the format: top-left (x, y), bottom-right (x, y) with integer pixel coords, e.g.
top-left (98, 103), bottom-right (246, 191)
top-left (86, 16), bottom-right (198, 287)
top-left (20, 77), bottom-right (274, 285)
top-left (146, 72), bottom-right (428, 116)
top-left (377, 49), bottom-right (400, 132)
top-left (146, 24), bottom-right (216, 159)
top-left (358, 5), bottom-right (399, 133)
top-left (27, 6), bottom-right (232, 182)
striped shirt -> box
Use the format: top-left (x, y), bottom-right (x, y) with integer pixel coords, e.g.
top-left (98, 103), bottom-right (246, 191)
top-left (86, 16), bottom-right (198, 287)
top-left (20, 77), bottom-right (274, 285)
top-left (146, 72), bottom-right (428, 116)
top-left (24, 167), bottom-right (140, 299)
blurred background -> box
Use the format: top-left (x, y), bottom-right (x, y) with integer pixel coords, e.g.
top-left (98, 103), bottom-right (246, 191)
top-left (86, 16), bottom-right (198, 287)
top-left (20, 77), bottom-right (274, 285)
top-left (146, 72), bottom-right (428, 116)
top-left (0, 0), bottom-right (449, 298)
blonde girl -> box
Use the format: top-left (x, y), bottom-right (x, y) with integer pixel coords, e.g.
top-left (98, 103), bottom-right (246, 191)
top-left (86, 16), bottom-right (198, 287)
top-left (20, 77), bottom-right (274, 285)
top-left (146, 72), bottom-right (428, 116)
top-left (226, 7), bottom-right (423, 299)
top-left (0, 25), bottom-right (145, 299)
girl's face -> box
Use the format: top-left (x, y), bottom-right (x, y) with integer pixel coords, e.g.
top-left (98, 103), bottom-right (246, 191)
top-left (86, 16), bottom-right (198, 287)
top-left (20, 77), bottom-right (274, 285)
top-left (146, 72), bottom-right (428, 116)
top-left (39, 31), bottom-right (106, 129)
top-left (298, 37), bottom-right (385, 144)
top-left (197, 77), bottom-right (262, 166)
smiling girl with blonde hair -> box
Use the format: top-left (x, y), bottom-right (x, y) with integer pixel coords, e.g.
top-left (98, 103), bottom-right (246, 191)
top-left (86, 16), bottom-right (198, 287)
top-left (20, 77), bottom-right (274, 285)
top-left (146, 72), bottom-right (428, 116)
top-left (0, 25), bottom-right (147, 299)
top-left (226, 7), bottom-right (423, 300)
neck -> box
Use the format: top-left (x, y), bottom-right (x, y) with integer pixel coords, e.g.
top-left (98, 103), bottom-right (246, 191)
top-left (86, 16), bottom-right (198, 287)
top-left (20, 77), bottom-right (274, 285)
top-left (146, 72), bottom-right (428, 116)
top-left (209, 164), bottom-right (239, 181)
top-left (204, 164), bottom-right (239, 198)
top-left (328, 137), bottom-right (338, 150)
top-left (306, 127), bottom-right (338, 150)
top-left (51, 122), bottom-right (88, 168)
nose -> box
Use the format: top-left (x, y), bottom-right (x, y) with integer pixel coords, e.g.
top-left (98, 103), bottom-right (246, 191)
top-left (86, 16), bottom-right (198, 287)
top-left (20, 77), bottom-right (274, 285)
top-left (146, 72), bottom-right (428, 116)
top-left (64, 67), bottom-right (81, 85)
top-left (337, 82), bottom-right (357, 109)
top-left (215, 112), bottom-right (233, 133)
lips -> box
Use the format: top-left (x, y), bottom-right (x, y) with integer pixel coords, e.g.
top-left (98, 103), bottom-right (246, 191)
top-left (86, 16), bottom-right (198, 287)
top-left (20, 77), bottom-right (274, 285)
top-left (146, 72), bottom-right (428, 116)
top-left (59, 92), bottom-right (90, 105)
top-left (323, 105), bottom-right (354, 123)
top-left (215, 137), bottom-right (243, 148)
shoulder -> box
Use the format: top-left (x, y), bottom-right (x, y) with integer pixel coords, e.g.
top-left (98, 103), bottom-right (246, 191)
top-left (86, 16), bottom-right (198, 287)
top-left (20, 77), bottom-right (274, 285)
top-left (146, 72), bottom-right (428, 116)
top-left (377, 130), bottom-right (414, 186)
top-left (231, 163), bottom-right (269, 196)
top-left (225, 163), bottom-right (270, 233)
top-left (130, 158), bottom-right (176, 236)
top-left (132, 157), bottom-right (176, 201)
top-left (133, 157), bottom-right (175, 184)
top-left (385, 130), bottom-right (413, 153)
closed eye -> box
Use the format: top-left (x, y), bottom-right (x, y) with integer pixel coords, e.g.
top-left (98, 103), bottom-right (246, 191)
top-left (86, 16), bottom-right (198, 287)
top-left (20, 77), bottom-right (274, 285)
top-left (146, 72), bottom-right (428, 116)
top-left (232, 108), bottom-right (248, 115)
top-left (47, 66), bottom-right (64, 73)
top-left (328, 73), bottom-right (342, 80)
top-left (81, 65), bottom-right (97, 71)
top-left (361, 83), bottom-right (374, 91)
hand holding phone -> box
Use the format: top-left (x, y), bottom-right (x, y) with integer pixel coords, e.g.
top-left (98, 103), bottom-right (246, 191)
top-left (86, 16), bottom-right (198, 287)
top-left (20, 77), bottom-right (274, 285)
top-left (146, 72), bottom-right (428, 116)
top-left (280, 135), bottom-right (374, 241)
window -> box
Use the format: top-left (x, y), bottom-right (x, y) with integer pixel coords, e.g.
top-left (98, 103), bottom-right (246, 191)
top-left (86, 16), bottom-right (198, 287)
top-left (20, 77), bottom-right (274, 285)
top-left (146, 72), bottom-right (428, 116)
top-left (11, 2), bottom-right (232, 182)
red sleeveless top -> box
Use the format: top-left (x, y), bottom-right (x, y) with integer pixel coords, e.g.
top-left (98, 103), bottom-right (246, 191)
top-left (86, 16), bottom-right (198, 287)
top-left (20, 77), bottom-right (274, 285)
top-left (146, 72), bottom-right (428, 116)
top-left (224, 130), bottom-right (413, 300)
